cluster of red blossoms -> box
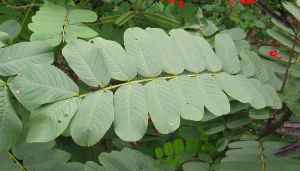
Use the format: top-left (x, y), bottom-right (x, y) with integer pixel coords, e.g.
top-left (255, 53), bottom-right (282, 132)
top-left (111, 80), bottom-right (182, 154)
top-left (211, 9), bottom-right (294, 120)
top-left (165, 0), bottom-right (185, 9)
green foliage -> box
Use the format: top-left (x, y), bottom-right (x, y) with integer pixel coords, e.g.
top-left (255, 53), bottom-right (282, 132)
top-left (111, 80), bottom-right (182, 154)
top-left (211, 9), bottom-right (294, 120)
top-left (70, 91), bottom-right (114, 146)
top-left (29, 1), bottom-right (98, 46)
top-left (267, 2), bottom-right (300, 52)
top-left (0, 152), bottom-right (21, 171)
top-left (8, 65), bottom-right (79, 110)
top-left (96, 148), bottom-right (170, 171)
top-left (0, 41), bottom-right (53, 76)
top-left (201, 1), bottom-right (267, 30)
top-left (11, 141), bottom-right (84, 171)
top-left (266, 1), bottom-right (300, 117)
top-left (113, 83), bottom-right (148, 142)
top-left (57, 27), bottom-right (282, 145)
top-left (0, 20), bottom-right (21, 39)
top-left (217, 141), bottom-right (300, 171)
top-left (183, 161), bottom-right (210, 171)
top-left (0, 80), bottom-right (22, 152)
top-left (0, 19), bottom-right (20, 46)
top-left (27, 97), bottom-right (80, 143)
top-left (177, 141), bottom-right (300, 171)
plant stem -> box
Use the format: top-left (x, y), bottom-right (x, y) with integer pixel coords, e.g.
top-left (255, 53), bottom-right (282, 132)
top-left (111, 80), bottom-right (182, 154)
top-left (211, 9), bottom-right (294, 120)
top-left (19, 0), bottom-right (36, 39)
top-left (258, 104), bottom-right (292, 140)
top-left (1, 0), bottom-right (39, 9)
top-left (78, 72), bottom-right (210, 98)
top-left (258, 141), bottom-right (266, 171)
top-left (280, 55), bottom-right (293, 92)
top-left (279, 34), bottom-right (298, 92)
top-left (8, 152), bottom-right (26, 171)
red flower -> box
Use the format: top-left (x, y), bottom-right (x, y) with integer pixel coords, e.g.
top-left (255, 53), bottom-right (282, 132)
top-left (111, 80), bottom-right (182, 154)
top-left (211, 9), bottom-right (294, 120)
top-left (165, 0), bottom-right (185, 9)
top-left (167, 0), bottom-right (176, 4)
top-left (178, 0), bottom-right (185, 8)
top-left (267, 50), bottom-right (280, 59)
top-left (240, 0), bottom-right (256, 5)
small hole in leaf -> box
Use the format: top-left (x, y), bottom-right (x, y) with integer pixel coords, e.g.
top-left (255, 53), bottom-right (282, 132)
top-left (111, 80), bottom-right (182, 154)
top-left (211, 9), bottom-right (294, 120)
top-left (57, 120), bottom-right (62, 123)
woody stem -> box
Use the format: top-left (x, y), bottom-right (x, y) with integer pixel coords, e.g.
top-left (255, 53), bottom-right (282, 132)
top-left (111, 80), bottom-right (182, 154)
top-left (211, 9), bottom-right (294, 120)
top-left (280, 33), bottom-right (299, 92)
